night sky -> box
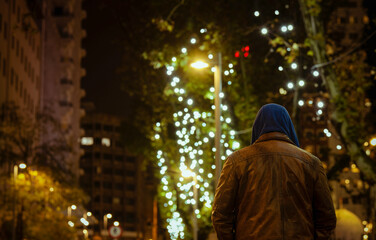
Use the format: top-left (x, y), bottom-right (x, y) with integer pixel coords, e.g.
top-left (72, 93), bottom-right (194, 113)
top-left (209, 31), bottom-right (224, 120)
top-left (81, 0), bottom-right (130, 117)
top-left (82, 1), bottom-right (376, 117)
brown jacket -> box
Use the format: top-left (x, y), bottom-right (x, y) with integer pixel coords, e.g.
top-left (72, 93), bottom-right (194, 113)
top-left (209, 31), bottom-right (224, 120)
top-left (212, 132), bottom-right (336, 240)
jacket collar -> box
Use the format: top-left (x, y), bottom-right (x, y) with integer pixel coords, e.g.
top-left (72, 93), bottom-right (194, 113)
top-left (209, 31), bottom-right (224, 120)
top-left (253, 132), bottom-right (296, 146)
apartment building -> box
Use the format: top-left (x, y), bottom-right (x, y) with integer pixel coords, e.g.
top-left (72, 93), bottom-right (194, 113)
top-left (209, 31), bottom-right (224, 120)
top-left (80, 112), bottom-right (155, 239)
top-left (42, 0), bottom-right (86, 178)
top-left (0, 0), bottom-right (42, 115)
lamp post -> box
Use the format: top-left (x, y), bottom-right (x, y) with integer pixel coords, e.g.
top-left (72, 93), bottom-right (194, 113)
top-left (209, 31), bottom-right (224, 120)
top-left (103, 213), bottom-right (112, 238)
top-left (12, 163), bottom-right (27, 240)
top-left (191, 53), bottom-right (222, 186)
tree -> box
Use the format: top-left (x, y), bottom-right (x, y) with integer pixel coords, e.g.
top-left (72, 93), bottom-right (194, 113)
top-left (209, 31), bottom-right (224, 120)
top-left (0, 103), bottom-right (88, 239)
top-left (298, 0), bottom-right (376, 181)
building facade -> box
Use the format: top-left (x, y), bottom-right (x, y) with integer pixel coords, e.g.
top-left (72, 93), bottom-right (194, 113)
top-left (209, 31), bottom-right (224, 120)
top-left (0, 0), bottom-right (42, 116)
top-left (80, 112), bottom-right (155, 239)
top-left (42, 0), bottom-right (86, 177)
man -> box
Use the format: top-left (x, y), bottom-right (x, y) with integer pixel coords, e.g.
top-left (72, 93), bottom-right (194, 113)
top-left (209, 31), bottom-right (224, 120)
top-left (212, 103), bottom-right (336, 240)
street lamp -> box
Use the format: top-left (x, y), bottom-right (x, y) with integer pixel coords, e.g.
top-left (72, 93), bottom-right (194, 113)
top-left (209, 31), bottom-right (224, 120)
top-left (191, 52), bottom-right (222, 186)
top-left (103, 213), bottom-right (112, 238)
top-left (67, 204), bottom-right (76, 218)
top-left (12, 163), bottom-right (27, 240)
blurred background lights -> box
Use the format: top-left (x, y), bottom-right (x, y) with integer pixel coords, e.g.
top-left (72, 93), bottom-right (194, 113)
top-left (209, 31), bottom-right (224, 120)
top-left (291, 62), bottom-right (298, 69)
top-left (181, 48), bottom-right (187, 53)
top-left (190, 38), bottom-right (197, 44)
top-left (287, 82), bottom-right (294, 89)
top-left (313, 70), bottom-right (320, 77)
top-left (298, 80), bottom-right (305, 87)
top-left (336, 145), bottom-right (342, 150)
top-left (208, 54), bottom-right (213, 59)
top-left (370, 137), bottom-right (376, 146)
top-left (298, 100), bottom-right (304, 106)
top-left (275, 10), bottom-right (280, 15)
top-left (317, 101), bottom-right (324, 108)
top-left (278, 66), bottom-right (284, 71)
top-left (254, 11), bottom-right (260, 17)
top-left (287, 24), bottom-right (294, 31)
top-left (261, 28), bottom-right (268, 35)
top-left (281, 26), bottom-right (288, 32)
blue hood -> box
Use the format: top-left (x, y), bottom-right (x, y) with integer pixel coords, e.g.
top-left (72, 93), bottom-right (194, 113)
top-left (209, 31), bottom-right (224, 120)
top-left (251, 103), bottom-right (299, 147)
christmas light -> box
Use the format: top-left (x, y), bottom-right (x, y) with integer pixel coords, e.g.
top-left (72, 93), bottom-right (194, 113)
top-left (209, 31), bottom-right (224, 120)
top-left (313, 70), bottom-right (319, 77)
top-left (298, 100), bottom-right (304, 106)
top-left (291, 62), bottom-right (298, 69)
top-left (254, 11), bottom-right (260, 17)
top-left (261, 28), bottom-right (268, 35)
top-left (275, 10), bottom-right (280, 15)
top-left (298, 80), bottom-right (305, 87)
top-left (190, 38), bottom-right (197, 44)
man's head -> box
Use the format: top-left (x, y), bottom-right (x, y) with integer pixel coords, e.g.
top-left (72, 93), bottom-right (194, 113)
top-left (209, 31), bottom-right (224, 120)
top-left (251, 103), bottom-right (299, 146)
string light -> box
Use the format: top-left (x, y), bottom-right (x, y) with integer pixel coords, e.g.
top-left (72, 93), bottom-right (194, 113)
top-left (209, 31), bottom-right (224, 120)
top-left (153, 32), bottom-right (238, 239)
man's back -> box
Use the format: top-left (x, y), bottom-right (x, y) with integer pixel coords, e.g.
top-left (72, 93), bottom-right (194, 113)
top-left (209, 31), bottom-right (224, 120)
top-left (212, 132), bottom-right (336, 240)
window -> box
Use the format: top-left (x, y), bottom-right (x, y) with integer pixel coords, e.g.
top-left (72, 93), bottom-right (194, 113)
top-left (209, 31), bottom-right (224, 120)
top-left (81, 137), bottom-right (94, 146)
top-left (103, 182), bottom-right (112, 189)
top-left (113, 197), bottom-right (121, 205)
top-left (10, 68), bottom-right (14, 85)
top-left (82, 123), bottom-right (93, 130)
top-left (20, 47), bottom-right (23, 62)
top-left (60, 78), bottom-right (73, 85)
top-left (19, 81), bottom-right (23, 96)
top-left (12, 0), bottom-right (16, 14)
top-left (101, 138), bottom-right (111, 147)
top-left (53, 7), bottom-right (64, 16)
top-left (15, 74), bottom-right (18, 90)
top-left (16, 39), bottom-right (19, 56)
top-left (103, 125), bottom-right (113, 131)
top-left (17, 7), bottom-right (20, 23)
top-left (94, 137), bottom-right (101, 145)
top-left (4, 22), bottom-right (7, 39)
top-left (2, 59), bottom-right (6, 76)
top-left (103, 168), bottom-right (112, 175)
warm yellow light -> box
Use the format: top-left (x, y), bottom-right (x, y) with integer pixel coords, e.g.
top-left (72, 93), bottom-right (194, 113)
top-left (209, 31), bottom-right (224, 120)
top-left (19, 163), bottom-right (27, 169)
top-left (87, 212), bottom-right (92, 217)
top-left (191, 61), bottom-right (209, 69)
top-left (114, 221), bottom-right (119, 226)
top-left (71, 205), bottom-right (77, 210)
top-left (370, 137), bottom-right (376, 146)
top-left (106, 213), bottom-right (112, 219)
top-left (345, 179), bottom-right (350, 184)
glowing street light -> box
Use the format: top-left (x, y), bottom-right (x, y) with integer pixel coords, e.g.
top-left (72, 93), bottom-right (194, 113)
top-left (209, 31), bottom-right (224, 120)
top-left (191, 53), bottom-right (222, 186)
top-left (190, 61), bottom-right (209, 69)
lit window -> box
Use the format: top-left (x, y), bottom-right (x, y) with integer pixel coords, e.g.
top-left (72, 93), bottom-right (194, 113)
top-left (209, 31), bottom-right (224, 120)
top-left (81, 137), bottom-right (93, 146)
top-left (101, 138), bottom-right (111, 147)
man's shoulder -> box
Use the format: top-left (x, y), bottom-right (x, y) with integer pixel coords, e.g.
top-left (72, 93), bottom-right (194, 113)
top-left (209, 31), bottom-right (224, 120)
top-left (228, 141), bottom-right (321, 166)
